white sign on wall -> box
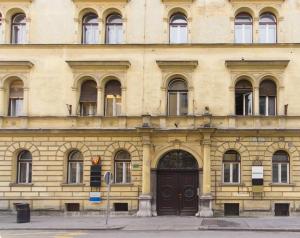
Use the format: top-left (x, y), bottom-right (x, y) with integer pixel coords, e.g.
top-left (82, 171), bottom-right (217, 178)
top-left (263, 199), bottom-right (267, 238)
top-left (252, 166), bottom-right (264, 179)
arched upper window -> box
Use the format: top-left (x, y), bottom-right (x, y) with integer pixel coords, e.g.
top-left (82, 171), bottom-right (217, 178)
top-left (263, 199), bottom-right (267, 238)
top-left (235, 13), bottom-right (252, 43)
top-left (104, 80), bottom-right (121, 117)
top-left (169, 13), bottom-right (188, 44)
top-left (223, 150), bottom-right (240, 184)
top-left (9, 80), bottom-right (24, 117)
top-left (79, 80), bottom-right (97, 116)
top-left (235, 80), bottom-right (253, 116)
top-left (17, 150), bottom-right (32, 184)
top-left (82, 13), bottom-right (99, 44)
top-left (272, 151), bottom-right (289, 184)
top-left (67, 150), bottom-right (84, 184)
top-left (11, 13), bottom-right (26, 44)
top-left (168, 79), bottom-right (188, 116)
top-left (259, 12), bottom-right (277, 43)
top-left (259, 79), bottom-right (277, 116)
top-left (106, 13), bottom-right (123, 44)
top-left (114, 150), bottom-right (131, 184)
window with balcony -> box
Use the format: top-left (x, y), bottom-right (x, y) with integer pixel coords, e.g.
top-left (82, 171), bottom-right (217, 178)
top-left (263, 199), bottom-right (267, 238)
top-left (235, 12), bottom-right (253, 43)
top-left (8, 80), bottom-right (24, 117)
top-left (272, 151), bottom-right (289, 184)
top-left (104, 80), bottom-right (121, 117)
top-left (223, 150), bottom-right (240, 184)
top-left (79, 80), bottom-right (97, 116)
top-left (67, 150), bottom-right (84, 184)
top-left (167, 79), bottom-right (188, 116)
top-left (259, 13), bottom-right (277, 43)
top-left (11, 13), bottom-right (26, 44)
top-left (114, 150), bottom-right (131, 184)
top-left (82, 13), bottom-right (99, 44)
top-left (105, 14), bottom-right (123, 44)
top-left (235, 79), bottom-right (253, 116)
top-left (17, 150), bottom-right (32, 184)
top-left (259, 79), bottom-right (277, 116)
top-left (169, 13), bottom-right (188, 44)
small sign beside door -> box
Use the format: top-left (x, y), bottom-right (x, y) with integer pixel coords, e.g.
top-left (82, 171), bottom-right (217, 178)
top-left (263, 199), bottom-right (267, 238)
top-left (89, 192), bottom-right (102, 203)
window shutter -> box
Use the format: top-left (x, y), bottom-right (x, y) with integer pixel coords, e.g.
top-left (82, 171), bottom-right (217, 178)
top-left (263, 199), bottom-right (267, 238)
top-left (259, 80), bottom-right (277, 96)
top-left (105, 80), bottom-right (121, 96)
top-left (80, 80), bottom-right (97, 102)
top-left (9, 80), bottom-right (24, 98)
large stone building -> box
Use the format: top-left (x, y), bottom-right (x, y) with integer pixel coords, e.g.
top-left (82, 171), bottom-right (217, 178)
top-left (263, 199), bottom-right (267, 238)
top-left (0, 0), bottom-right (300, 217)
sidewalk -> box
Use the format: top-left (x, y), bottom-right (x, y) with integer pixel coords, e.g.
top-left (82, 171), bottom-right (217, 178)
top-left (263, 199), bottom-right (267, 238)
top-left (1, 215), bottom-right (300, 231)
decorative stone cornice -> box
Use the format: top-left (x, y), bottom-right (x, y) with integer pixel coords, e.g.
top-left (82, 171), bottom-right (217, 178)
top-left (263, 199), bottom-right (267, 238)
top-left (72, 0), bottom-right (129, 2)
top-left (225, 60), bottom-right (290, 69)
top-left (228, 0), bottom-right (284, 2)
top-left (156, 60), bottom-right (198, 70)
top-left (0, 61), bottom-right (34, 70)
top-left (0, 0), bottom-right (33, 2)
top-left (66, 61), bottom-right (131, 70)
top-left (161, 0), bottom-right (194, 2)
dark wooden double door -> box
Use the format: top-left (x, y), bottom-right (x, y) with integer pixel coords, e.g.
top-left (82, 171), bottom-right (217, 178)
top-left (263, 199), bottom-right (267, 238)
top-left (157, 170), bottom-right (198, 216)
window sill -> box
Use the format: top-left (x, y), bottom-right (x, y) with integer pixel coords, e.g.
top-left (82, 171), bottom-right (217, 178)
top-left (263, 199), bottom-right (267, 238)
top-left (269, 183), bottom-right (295, 187)
top-left (9, 183), bottom-right (33, 187)
top-left (220, 183), bottom-right (244, 186)
top-left (61, 183), bottom-right (86, 187)
top-left (111, 183), bottom-right (134, 187)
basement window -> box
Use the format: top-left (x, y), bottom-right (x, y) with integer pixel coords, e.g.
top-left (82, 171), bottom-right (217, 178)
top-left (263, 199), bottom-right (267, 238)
top-left (224, 203), bottom-right (239, 216)
top-left (114, 203), bottom-right (128, 211)
top-left (65, 203), bottom-right (80, 212)
top-left (275, 203), bottom-right (289, 216)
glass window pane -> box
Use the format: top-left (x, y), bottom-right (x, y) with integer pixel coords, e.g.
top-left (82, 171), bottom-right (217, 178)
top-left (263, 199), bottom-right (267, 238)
top-left (235, 25), bottom-right (243, 43)
top-left (69, 162), bottom-right (77, 183)
top-left (179, 93), bottom-right (188, 115)
top-left (115, 162), bottom-right (123, 183)
top-left (269, 24), bottom-right (276, 43)
top-left (268, 96), bottom-right (276, 116)
top-left (168, 92), bottom-right (177, 116)
top-left (245, 24), bottom-right (252, 43)
top-left (259, 24), bottom-right (266, 43)
top-left (223, 164), bottom-right (230, 183)
top-left (259, 96), bottom-right (266, 115)
top-left (115, 97), bottom-right (122, 116)
top-left (180, 26), bottom-right (188, 43)
top-left (28, 162), bottom-right (32, 183)
top-left (117, 25), bottom-right (123, 43)
top-left (18, 162), bottom-right (27, 183)
top-left (79, 162), bottom-right (83, 183)
top-left (232, 163), bottom-right (239, 183)
top-left (272, 163), bottom-right (279, 183)
top-left (105, 96), bottom-right (114, 116)
top-left (235, 93), bottom-right (243, 115)
top-left (170, 26), bottom-right (177, 43)
top-left (281, 163), bottom-right (288, 183)
top-left (125, 162), bottom-right (131, 183)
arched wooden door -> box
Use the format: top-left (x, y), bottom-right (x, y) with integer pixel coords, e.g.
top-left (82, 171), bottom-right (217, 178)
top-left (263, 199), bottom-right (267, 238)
top-left (157, 150), bottom-right (199, 216)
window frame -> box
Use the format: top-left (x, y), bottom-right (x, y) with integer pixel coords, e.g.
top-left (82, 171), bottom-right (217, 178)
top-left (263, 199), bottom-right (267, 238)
top-left (272, 151), bottom-right (289, 184)
top-left (259, 12), bottom-right (277, 44)
top-left (169, 13), bottom-right (188, 44)
top-left (167, 79), bottom-right (188, 116)
top-left (82, 13), bottom-right (99, 44)
top-left (105, 13), bottom-right (123, 44)
top-left (79, 80), bottom-right (97, 116)
top-left (17, 150), bottom-right (32, 184)
top-left (234, 12), bottom-right (253, 44)
top-left (222, 150), bottom-right (241, 184)
top-left (114, 150), bottom-right (131, 184)
top-left (259, 79), bottom-right (277, 116)
top-left (11, 13), bottom-right (26, 44)
top-left (104, 80), bottom-right (122, 117)
top-left (67, 150), bottom-right (84, 184)
top-left (235, 80), bottom-right (253, 116)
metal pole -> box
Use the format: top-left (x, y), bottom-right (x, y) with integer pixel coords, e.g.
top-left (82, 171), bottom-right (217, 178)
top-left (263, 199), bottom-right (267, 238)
top-left (105, 181), bottom-right (111, 225)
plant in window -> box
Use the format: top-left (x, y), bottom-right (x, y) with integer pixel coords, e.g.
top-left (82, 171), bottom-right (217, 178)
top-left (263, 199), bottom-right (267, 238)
top-left (169, 13), bottom-right (188, 44)
top-left (223, 150), bottom-right (240, 184)
top-left (79, 80), bottom-right (97, 116)
top-left (272, 151), bottom-right (289, 184)
top-left (11, 13), bottom-right (26, 44)
top-left (168, 79), bottom-right (188, 116)
top-left (68, 150), bottom-right (84, 184)
top-left (114, 150), bottom-right (131, 184)
top-left (17, 150), bottom-right (32, 184)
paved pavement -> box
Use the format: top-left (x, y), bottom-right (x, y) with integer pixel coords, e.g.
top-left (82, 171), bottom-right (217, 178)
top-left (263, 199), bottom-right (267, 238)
top-left (1, 215), bottom-right (300, 232)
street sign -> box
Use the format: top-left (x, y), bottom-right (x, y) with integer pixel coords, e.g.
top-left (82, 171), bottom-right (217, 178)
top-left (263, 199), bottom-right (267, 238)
top-left (104, 171), bottom-right (113, 185)
top-left (89, 192), bottom-right (102, 203)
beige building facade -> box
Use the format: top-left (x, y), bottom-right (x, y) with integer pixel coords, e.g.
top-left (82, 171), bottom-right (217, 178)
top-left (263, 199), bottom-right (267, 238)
top-left (0, 0), bottom-right (300, 216)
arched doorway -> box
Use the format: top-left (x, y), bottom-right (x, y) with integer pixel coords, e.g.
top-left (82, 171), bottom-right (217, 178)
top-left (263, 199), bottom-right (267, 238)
top-left (157, 150), bottom-right (199, 216)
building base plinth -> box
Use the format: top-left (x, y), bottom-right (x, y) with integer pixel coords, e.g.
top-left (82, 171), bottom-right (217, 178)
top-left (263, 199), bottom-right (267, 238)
top-left (197, 195), bottom-right (213, 217)
top-left (136, 195), bottom-right (152, 217)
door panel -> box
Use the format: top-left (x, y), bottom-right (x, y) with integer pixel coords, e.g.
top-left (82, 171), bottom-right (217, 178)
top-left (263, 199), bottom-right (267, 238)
top-left (157, 170), bottom-right (198, 216)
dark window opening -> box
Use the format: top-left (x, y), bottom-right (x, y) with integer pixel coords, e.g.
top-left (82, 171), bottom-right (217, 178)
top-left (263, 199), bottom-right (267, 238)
top-left (65, 203), bottom-right (80, 212)
top-left (275, 203), bottom-right (289, 216)
top-left (114, 203), bottom-right (128, 211)
top-left (224, 203), bottom-right (239, 216)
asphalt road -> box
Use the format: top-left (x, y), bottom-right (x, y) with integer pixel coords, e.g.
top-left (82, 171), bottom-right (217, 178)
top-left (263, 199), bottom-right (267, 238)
top-left (1, 230), bottom-right (300, 238)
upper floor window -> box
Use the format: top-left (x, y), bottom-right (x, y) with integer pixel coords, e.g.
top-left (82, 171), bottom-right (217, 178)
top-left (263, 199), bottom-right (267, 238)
top-left (259, 13), bottom-right (277, 43)
top-left (104, 80), bottom-right (121, 117)
top-left (272, 151), bottom-right (289, 184)
top-left (79, 80), bottom-right (97, 116)
top-left (106, 14), bottom-right (123, 44)
top-left (11, 13), bottom-right (26, 44)
top-left (114, 150), bottom-right (131, 184)
top-left (168, 79), bottom-right (188, 116)
top-left (0, 13), bottom-right (3, 43)
top-left (82, 13), bottom-right (99, 44)
top-left (17, 150), bottom-right (32, 184)
top-left (169, 13), bottom-right (188, 44)
top-left (259, 79), bottom-right (277, 116)
top-left (68, 150), bottom-right (84, 184)
top-left (9, 80), bottom-right (24, 117)
top-left (235, 79), bottom-right (253, 116)
top-left (223, 150), bottom-right (240, 184)
top-left (235, 13), bottom-right (252, 43)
